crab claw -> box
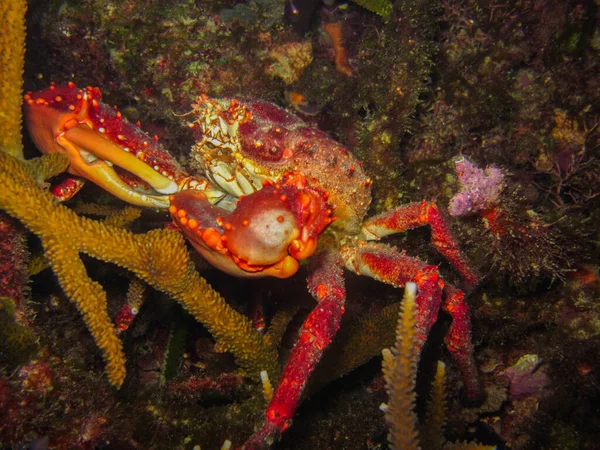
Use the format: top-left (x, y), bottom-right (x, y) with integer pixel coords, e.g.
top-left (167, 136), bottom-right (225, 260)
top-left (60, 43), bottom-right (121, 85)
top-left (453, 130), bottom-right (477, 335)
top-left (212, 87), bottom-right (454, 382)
top-left (169, 172), bottom-right (334, 278)
top-left (24, 83), bottom-right (193, 208)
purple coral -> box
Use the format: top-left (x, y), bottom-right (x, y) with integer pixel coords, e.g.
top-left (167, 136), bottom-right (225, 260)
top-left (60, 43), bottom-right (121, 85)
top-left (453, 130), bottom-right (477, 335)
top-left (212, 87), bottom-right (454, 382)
top-left (448, 157), bottom-right (504, 216)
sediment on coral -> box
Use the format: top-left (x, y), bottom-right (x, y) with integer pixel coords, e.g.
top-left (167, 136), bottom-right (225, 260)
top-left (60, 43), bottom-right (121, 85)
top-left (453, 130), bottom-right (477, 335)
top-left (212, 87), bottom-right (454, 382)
top-left (0, 150), bottom-right (279, 388)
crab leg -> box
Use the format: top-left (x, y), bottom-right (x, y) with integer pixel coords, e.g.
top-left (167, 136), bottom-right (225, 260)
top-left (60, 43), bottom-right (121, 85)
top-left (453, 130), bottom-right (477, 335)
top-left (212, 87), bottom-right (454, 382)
top-left (245, 248), bottom-right (346, 448)
top-left (340, 242), bottom-right (443, 349)
top-left (442, 283), bottom-right (481, 400)
top-left (361, 200), bottom-right (478, 286)
top-left (340, 242), bottom-right (481, 399)
top-left (49, 176), bottom-right (87, 202)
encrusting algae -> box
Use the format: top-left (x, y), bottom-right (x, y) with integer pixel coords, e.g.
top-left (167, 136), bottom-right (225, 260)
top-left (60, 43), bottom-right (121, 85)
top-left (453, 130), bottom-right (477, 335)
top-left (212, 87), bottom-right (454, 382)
top-left (0, 150), bottom-right (280, 387)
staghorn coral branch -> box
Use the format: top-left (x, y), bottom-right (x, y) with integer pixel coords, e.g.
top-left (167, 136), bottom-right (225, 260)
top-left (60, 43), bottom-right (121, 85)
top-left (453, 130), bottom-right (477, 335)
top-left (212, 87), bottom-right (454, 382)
top-left (263, 305), bottom-right (299, 350)
top-left (421, 361), bottom-right (447, 450)
top-left (45, 244), bottom-right (127, 386)
top-left (382, 282), bottom-right (420, 450)
top-left (0, 0), bottom-right (26, 157)
top-left (0, 150), bottom-right (279, 387)
top-left (381, 283), bottom-right (495, 450)
top-left (26, 152), bottom-right (72, 182)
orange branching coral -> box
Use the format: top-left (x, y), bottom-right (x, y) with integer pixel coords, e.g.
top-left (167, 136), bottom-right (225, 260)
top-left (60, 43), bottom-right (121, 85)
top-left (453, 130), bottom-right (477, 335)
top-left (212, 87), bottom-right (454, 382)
top-left (0, 150), bottom-right (279, 387)
top-left (73, 203), bottom-right (142, 227)
top-left (0, 0), bottom-right (27, 157)
top-left (28, 206), bottom-right (142, 276)
top-left (0, 0), bottom-right (28, 336)
top-left (263, 305), bottom-right (299, 350)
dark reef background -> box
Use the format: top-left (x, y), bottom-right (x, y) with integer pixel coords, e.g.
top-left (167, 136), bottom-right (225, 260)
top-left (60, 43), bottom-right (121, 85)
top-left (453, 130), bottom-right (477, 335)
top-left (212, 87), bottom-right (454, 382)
top-left (1, 0), bottom-right (600, 448)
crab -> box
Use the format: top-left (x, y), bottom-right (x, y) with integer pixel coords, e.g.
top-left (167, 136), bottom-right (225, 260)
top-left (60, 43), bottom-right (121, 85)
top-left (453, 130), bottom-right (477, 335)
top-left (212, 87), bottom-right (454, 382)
top-left (24, 84), bottom-right (480, 448)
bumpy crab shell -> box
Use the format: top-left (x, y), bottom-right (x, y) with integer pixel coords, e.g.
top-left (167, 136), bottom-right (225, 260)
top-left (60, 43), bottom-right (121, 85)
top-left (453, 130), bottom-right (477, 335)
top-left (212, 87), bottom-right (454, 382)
top-left (188, 96), bottom-right (373, 233)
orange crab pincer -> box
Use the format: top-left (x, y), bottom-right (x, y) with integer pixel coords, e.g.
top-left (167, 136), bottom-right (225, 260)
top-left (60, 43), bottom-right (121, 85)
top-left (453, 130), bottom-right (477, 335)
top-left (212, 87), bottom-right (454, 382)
top-left (23, 82), bottom-right (211, 207)
top-left (168, 97), bottom-right (481, 447)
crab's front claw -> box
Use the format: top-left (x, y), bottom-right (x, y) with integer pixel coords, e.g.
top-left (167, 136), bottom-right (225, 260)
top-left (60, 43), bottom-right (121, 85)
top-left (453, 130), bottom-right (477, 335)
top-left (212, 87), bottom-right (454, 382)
top-left (170, 172), bottom-right (334, 278)
top-left (24, 84), bottom-right (195, 208)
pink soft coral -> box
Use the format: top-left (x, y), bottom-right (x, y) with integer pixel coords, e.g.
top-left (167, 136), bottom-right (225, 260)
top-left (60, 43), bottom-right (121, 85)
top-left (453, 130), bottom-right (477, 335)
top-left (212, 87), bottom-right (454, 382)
top-left (448, 157), bottom-right (504, 217)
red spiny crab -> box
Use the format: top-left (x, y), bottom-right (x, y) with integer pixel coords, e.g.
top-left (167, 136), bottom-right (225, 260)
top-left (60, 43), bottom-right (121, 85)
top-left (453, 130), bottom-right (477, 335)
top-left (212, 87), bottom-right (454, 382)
top-left (24, 84), bottom-right (481, 448)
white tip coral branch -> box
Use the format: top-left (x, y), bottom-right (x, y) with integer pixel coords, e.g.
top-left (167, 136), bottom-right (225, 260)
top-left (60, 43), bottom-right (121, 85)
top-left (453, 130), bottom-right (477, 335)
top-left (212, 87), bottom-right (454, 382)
top-left (381, 281), bottom-right (420, 450)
